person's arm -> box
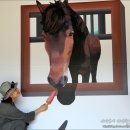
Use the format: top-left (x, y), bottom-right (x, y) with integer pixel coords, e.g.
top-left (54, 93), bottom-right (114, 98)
top-left (0, 103), bottom-right (48, 123)
top-left (17, 103), bottom-right (48, 123)
top-left (34, 103), bottom-right (48, 115)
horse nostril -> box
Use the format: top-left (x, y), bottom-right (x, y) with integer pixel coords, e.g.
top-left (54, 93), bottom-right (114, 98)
top-left (47, 76), bottom-right (68, 89)
top-left (59, 76), bottom-right (68, 86)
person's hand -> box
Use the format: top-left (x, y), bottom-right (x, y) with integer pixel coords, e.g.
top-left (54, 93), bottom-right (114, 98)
top-left (35, 103), bottom-right (48, 114)
top-left (39, 103), bottom-right (48, 112)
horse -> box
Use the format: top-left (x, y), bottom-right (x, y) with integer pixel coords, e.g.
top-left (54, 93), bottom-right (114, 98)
top-left (36, 0), bottom-right (101, 104)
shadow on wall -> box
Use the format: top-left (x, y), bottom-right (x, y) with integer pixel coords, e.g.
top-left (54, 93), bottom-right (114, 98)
top-left (58, 120), bottom-right (68, 130)
top-left (57, 83), bottom-right (77, 105)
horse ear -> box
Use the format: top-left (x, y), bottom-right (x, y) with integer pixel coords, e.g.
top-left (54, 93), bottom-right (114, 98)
top-left (36, 0), bottom-right (45, 13)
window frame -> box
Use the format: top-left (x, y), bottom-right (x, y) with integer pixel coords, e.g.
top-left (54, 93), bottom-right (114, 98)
top-left (21, 0), bottom-right (128, 96)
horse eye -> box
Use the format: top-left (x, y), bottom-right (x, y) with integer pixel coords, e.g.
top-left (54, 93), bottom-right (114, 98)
top-left (69, 31), bottom-right (74, 36)
top-left (63, 20), bottom-right (69, 29)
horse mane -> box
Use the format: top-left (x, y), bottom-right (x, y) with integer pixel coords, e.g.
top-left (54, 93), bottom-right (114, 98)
top-left (65, 4), bottom-right (89, 64)
top-left (65, 5), bottom-right (89, 42)
top-left (41, 1), bottom-right (66, 34)
top-left (41, 0), bottom-right (89, 39)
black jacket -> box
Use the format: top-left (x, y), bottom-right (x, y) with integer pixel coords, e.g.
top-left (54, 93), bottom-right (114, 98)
top-left (0, 102), bottom-right (35, 130)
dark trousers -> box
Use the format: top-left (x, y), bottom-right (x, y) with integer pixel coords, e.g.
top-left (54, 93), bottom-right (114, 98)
top-left (1, 120), bottom-right (27, 130)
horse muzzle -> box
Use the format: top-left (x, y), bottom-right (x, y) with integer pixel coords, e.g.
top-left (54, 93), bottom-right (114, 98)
top-left (47, 76), bottom-right (68, 89)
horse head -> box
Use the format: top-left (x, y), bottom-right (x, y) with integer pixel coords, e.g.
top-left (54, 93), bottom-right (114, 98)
top-left (36, 0), bottom-right (75, 89)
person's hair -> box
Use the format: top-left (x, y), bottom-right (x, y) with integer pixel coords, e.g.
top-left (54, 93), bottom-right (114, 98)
top-left (1, 81), bottom-right (16, 104)
top-left (1, 97), bottom-right (13, 104)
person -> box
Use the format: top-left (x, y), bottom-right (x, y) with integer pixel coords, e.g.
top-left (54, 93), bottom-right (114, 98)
top-left (0, 81), bottom-right (48, 130)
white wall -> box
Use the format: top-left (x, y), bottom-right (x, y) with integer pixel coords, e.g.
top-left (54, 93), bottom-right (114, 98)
top-left (0, 0), bottom-right (130, 129)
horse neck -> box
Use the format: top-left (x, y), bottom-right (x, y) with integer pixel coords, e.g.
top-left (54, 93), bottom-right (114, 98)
top-left (69, 12), bottom-right (89, 64)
